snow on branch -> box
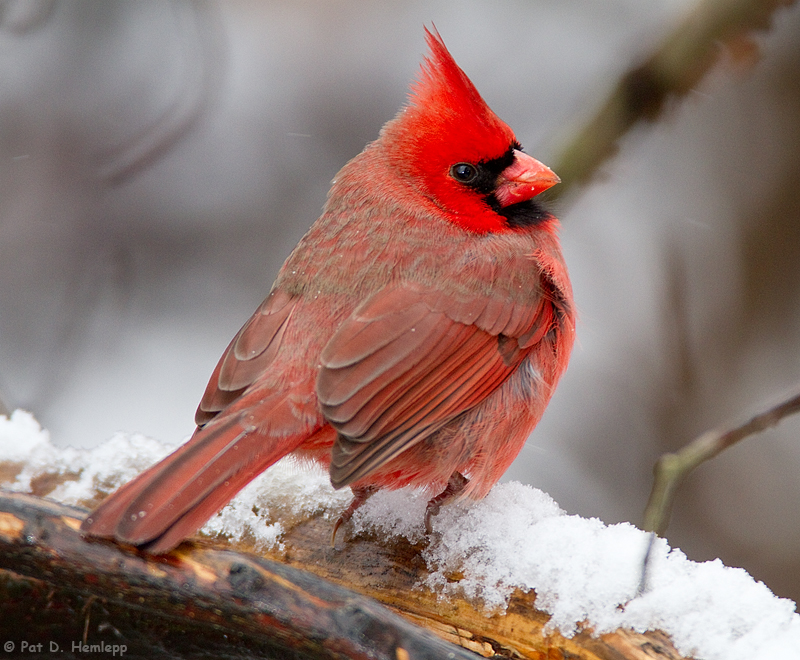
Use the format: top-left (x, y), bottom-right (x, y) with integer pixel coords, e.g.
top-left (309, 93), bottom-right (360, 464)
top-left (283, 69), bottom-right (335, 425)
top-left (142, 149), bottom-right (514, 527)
top-left (1, 411), bottom-right (798, 659)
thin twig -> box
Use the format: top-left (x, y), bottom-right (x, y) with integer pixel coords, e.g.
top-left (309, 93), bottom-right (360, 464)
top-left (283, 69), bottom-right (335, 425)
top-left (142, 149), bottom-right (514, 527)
top-left (638, 389), bottom-right (800, 592)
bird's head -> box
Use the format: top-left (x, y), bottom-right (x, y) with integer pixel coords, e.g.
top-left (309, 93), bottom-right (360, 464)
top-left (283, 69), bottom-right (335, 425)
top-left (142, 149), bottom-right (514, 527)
top-left (380, 27), bottom-right (559, 234)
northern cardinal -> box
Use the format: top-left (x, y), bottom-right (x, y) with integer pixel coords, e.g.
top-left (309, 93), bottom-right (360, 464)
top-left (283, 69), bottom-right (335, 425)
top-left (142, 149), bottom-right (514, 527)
top-left (81, 27), bottom-right (575, 554)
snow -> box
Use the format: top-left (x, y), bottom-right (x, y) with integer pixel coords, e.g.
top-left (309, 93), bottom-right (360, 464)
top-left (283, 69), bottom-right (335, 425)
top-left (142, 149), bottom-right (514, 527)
top-left (201, 456), bottom-right (351, 551)
top-left (1, 410), bottom-right (173, 502)
top-left (1, 409), bottom-right (798, 659)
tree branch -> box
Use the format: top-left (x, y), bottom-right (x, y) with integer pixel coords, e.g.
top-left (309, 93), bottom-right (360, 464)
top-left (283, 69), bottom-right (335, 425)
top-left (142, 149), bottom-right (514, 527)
top-left (550, 0), bottom-right (796, 197)
top-left (0, 490), bottom-right (687, 660)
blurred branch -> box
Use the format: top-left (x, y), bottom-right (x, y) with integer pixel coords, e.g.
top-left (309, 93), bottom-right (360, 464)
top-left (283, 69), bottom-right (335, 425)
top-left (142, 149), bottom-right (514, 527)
top-left (550, 0), bottom-right (796, 197)
top-left (0, 492), bottom-right (479, 660)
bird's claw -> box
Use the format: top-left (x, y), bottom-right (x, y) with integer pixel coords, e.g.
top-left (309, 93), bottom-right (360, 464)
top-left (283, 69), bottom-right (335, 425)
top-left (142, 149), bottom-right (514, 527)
top-left (424, 471), bottom-right (469, 535)
top-left (331, 485), bottom-right (377, 547)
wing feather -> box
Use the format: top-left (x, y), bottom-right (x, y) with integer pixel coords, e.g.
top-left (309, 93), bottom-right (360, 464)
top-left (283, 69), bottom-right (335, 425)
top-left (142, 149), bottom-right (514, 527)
top-left (317, 308), bottom-right (442, 407)
top-left (319, 283), bottom-right (543, 488)
top-left (195, 290), bottom-right (298, 425)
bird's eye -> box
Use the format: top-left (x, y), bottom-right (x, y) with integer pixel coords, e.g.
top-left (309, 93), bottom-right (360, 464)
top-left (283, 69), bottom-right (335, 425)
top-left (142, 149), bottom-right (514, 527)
top-left (450, 162), bottom-right (478, 183)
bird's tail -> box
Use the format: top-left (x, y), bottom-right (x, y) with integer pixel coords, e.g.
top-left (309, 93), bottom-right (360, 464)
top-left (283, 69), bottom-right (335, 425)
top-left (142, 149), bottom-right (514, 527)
top-left (81, 392), bottom-right (311, 554)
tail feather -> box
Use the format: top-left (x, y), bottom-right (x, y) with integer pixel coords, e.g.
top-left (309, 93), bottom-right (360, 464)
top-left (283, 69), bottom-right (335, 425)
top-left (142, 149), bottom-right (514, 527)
top-left (81, 390), bottom-right (314, 553)
top-left (137, 430), bottom-right (296, 554)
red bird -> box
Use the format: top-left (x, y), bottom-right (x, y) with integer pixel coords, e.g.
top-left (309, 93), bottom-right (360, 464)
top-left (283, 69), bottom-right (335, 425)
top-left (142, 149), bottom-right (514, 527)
top-left (81, 28), bottom-right (575, 554)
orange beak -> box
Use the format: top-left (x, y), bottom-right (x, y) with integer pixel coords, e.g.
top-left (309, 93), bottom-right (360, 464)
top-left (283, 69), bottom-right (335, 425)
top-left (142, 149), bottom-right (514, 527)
top-left (494, 150), bottom-right (560, 208)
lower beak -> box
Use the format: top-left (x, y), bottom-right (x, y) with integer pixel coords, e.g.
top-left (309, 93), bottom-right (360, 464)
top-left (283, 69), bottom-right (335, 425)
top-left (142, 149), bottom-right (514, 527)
top-left (494, 150), bottom-right (560, 208)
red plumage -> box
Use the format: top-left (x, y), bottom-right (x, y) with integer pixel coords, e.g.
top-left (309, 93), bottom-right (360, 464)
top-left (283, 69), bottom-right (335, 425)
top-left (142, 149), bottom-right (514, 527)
top-left (81, 27), bottom-right (575, 554)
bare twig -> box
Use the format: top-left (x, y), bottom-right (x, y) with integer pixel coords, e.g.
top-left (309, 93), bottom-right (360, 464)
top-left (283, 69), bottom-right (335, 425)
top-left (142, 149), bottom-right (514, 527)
top-left (643, 390), bottom-right (800, 535)
top-left (639, 389), bottom-right (800, 592)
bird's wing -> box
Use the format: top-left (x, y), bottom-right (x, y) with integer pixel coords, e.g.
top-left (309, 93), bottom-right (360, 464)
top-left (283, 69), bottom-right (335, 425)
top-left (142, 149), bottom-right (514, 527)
top-left (195, 288), bottom-right (298, 426)
top-left (318, 282), bottom-right (556, 488)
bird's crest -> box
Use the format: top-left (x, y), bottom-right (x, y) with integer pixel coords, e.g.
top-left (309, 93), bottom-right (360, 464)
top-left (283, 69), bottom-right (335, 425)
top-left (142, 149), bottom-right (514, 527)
top-left (395, 27), bottom-right (515, 163)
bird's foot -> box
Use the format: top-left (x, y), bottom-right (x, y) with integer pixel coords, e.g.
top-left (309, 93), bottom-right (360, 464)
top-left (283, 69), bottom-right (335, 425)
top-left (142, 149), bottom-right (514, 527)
top-left (424, 471), bottom-right (469, 534)
top-left (331, 485), bottom-right (378, 546)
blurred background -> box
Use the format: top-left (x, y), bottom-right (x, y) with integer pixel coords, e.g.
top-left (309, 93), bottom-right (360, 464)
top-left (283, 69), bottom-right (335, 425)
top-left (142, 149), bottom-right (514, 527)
top-left (2, 0), bottom-right (799, 602)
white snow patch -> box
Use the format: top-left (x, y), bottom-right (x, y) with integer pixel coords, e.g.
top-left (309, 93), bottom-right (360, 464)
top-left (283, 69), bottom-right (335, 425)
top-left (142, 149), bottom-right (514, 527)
top-left (0, 409), bottom-right (52, 462)
top-left (1, 409), bottom-right (799, 660)
top-left (350, 482), bottom-right (800, 659)
top-left (1, 411), bottom-right (175, 504)
top-left (0, 411), bottom-right (350, 549)
top-left (202, 457), bottom-right (351, 550)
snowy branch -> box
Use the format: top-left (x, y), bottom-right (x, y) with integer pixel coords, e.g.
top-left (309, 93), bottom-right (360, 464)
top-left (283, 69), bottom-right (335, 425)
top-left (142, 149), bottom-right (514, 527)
top-left (0, 490), bottom-right (685, 660)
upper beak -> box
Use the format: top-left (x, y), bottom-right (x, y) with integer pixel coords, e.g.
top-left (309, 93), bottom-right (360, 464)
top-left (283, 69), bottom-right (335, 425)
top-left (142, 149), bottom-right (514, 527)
top-left (494, 150), bottom-right (560, 208)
